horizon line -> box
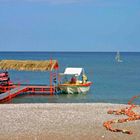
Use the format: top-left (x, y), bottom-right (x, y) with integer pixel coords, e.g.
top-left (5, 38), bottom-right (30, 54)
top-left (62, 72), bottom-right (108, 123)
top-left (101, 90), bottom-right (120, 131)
top-left (0, 51), bottom-right (140, 53)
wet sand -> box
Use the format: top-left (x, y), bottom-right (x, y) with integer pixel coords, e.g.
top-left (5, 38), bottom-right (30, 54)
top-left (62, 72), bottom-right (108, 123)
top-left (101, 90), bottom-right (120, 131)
top-left (0, 103), bottom-right (140, 140)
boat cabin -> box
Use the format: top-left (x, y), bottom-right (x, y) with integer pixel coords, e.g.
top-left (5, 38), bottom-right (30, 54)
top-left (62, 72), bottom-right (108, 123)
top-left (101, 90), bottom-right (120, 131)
top-left (59, 67), bottom-right (88, 85)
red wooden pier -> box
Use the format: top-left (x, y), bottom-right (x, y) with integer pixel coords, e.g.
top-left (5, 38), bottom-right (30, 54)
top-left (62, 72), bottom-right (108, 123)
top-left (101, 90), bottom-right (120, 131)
top-left (0, 85), bottom-right (56, 103)
top-left (0, 59), bottom-right (59, 103)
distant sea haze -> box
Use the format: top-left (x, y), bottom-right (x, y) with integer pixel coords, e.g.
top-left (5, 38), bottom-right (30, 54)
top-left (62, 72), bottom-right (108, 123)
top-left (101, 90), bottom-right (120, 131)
top-left (0, 52), bottom-right (140, 104)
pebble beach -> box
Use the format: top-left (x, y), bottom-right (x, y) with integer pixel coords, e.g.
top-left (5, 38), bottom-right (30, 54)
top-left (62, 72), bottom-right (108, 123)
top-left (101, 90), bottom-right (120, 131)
top-left (0, 103), bottom-right (140, 140)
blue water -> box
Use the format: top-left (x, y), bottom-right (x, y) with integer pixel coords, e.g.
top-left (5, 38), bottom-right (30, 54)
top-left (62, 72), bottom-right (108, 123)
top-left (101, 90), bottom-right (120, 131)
top-left (0, 52), bottom-right (140, 104)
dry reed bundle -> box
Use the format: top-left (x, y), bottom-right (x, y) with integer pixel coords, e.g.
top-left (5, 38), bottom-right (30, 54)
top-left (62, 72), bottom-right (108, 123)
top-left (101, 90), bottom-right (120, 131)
top-left (0, 60), bottom-right (59, 71)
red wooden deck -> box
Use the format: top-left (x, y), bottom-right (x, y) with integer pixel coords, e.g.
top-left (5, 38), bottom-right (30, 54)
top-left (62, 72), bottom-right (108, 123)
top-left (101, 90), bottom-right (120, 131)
top-left (0, 85), bottom-right (56, 103)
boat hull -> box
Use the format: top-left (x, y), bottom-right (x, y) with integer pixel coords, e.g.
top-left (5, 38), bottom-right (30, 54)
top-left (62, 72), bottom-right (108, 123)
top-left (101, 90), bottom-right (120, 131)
top-left (58, 82), bottom-right (92, 94)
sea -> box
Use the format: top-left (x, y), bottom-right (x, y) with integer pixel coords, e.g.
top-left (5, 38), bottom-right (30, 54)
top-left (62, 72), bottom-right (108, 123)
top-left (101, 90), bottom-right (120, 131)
top-left (0, 52), bottom-right (140, 104)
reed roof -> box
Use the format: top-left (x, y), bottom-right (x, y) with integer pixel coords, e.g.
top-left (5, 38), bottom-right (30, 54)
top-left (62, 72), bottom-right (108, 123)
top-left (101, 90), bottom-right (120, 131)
top-left (0, 60), bottom-right (59, 71)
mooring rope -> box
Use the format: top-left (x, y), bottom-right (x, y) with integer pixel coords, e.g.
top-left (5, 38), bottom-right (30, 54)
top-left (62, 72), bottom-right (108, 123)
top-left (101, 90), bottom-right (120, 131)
top-left (103, 95), bottom-right (140, 135)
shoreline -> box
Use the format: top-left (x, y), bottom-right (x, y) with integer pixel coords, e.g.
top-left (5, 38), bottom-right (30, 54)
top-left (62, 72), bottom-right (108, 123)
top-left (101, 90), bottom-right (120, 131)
top-left (0, 103), bottom-right (140, 140)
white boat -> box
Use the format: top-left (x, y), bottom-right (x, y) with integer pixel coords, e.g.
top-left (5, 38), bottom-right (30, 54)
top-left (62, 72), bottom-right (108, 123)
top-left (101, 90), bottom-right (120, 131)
top-left (58, 68), bottom-right (92, 94)
top-left (115, 51), bottom-right (123, 62)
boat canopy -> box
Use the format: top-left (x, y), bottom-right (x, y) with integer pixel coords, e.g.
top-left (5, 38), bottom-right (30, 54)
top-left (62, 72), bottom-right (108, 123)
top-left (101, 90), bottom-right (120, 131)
top-left (61, 67), bottom-right (84, 76)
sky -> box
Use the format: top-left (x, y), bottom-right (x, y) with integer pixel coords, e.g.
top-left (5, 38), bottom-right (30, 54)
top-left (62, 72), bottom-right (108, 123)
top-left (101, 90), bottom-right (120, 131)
top-left (0, 0), bottom-right (140, 52)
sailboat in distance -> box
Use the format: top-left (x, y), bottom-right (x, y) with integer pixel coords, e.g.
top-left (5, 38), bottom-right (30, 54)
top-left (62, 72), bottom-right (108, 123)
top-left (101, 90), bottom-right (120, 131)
top-left (115, 51), bottom-right (123, 62)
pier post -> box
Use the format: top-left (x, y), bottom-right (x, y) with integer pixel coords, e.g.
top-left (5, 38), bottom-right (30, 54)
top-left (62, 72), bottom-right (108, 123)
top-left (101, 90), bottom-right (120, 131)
top-left (50, 59), bottom-right (53, 95)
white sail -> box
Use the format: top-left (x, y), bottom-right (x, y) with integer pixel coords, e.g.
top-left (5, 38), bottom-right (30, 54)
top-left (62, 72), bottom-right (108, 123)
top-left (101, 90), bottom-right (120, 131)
top-left (115, 51), bottom-right (123, 62)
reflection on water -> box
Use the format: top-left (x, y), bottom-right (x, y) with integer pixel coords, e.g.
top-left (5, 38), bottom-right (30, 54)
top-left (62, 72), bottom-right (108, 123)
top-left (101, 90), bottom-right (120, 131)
top-left (10, 93), bottom-right (89, 103)
top-left (6, 91), bottom-right (140, 104)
